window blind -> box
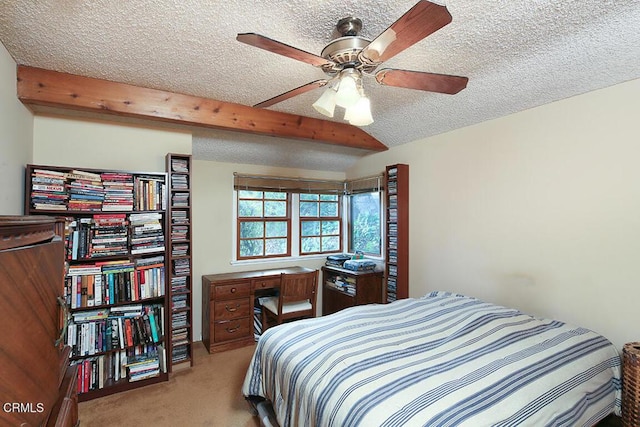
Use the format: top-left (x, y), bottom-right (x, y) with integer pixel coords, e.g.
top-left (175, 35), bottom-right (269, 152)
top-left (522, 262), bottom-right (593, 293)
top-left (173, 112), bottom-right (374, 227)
top-left (233, 173), bottom-right (345, 194)
top-left (233, 173), bottom-right (384, 195)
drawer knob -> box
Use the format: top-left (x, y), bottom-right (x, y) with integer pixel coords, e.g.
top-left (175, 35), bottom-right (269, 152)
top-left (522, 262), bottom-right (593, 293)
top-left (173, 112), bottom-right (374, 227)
top-left (230, 287), bottom-right (237, 293)
top-left (226, 323), bottom-right (241, 334)
top-left (225, 303), bottom-right (240, 312)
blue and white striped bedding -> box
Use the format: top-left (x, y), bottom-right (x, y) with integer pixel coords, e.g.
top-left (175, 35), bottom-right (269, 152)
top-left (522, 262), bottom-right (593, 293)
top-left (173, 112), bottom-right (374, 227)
top-left (242, 292), bottom-right (621, 427)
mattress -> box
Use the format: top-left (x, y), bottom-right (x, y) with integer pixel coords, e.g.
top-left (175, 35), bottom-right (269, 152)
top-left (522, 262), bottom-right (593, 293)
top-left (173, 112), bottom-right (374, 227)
top-left (243, 291), bottom-right (621, 427)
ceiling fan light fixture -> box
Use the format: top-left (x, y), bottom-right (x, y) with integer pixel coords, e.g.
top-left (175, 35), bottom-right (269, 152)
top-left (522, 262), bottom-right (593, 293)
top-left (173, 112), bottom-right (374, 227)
top-left (345, 95), bottom-right (373, 126)
top-left (334, 69), bottom-right (361, 108)
top-left (312, 86), bottom-right (337, 117)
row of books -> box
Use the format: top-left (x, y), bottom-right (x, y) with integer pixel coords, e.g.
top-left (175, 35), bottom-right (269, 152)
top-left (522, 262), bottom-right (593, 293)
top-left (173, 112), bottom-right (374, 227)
top-left (64, 214), bottom-right (165, 260)
top-left (30, 168), bottom-right (167, 212)
top-left (325, 276), bottom-right (356, 296)
top-left (68, 304), bottom-right (164, 357)
top-left (66, 258), bottom-right (165, 309)
top-left (71, 346), bottom-right (166, 394)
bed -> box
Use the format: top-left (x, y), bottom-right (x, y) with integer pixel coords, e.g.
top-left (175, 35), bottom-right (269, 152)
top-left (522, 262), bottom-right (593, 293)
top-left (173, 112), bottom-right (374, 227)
top-left (242, 291), bottom-right (621, 427)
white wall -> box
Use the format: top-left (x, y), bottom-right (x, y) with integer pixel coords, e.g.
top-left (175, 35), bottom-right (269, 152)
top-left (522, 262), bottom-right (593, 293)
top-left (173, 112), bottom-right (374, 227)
top-left (348, 78), bottom-right (640, 351)
top-left (0, 42), bottom-right (33, 214)
top-left (33, 115), bottom-right (191, 172)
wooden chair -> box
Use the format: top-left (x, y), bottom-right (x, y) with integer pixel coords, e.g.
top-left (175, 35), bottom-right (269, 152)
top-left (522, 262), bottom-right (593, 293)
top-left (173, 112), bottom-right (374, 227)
top-left (260, 270), bottom-right (318, 333)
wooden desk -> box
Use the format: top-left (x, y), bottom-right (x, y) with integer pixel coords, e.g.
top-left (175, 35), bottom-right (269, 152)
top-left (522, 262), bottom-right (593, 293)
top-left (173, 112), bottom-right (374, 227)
top-left (202, 266), bottom-right (314, 353)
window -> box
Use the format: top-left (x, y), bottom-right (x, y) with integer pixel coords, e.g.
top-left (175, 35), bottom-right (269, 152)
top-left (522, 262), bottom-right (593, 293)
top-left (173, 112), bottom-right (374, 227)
top-left (299, 194), bottom-right (341, 255)
top-left (237, 190), bottom-right (290, 259)
top-left (233, 173), bottom-right (382, 261)
top-left (348, 191), bottom-right (382, 256)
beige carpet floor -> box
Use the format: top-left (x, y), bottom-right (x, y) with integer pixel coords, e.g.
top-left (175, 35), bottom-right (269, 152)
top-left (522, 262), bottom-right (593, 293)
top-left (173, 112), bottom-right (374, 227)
top-left (78, 343), bottom-right (260, 427)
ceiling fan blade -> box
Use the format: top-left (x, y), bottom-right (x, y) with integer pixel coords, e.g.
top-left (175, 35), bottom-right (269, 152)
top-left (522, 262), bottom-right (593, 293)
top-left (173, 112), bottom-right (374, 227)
top-left (237, 33), bottom-right (335, 68)
top-left (375, 69), bottom-right (468, 94)
top-left (254, 80), bottom-right (328, 108)
top-left (361, 1), bottom-right (452, 65)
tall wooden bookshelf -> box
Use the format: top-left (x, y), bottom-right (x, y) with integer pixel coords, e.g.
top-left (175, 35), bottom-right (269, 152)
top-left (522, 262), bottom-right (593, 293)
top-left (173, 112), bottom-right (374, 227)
top-left (165, 153), bottom-right (193, 370)
top-left (25, 164), bottom-right (170, 401)
top-left (385, 164), bottom-right (409, 302)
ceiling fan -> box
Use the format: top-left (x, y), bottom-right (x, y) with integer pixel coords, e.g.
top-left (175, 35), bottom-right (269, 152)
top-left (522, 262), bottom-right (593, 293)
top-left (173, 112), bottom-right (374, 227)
top-left (236, 0), bottom-right (468, 126)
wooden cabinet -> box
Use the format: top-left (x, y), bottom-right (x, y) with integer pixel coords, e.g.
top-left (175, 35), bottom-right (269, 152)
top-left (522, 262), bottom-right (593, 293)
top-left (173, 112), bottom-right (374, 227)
top-left (0, 216), bottom-right (78, 427)
top-left (385, 164), bottom-right (409, 302)
top-left (24, 164), bottom-right (170, 401)
top-left (322, 266), bottom-right (384, 315)
top-left (202, 267), bottom-right (314, 353)
top-left (166, 153), bottom-right (193, 370)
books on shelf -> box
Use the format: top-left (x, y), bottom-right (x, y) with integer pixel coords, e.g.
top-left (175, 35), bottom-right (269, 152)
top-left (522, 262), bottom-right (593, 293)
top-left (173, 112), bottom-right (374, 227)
top-left (67, 304), bottom-right (164, 360)
top-left (129, 212), bottom-right (165, 255)
top-left (29, 167), bottom-right (166, 212)
top-left (325, 275), bottom-right (356, 295)
top-left (65, 257), bottom-right (165, 309)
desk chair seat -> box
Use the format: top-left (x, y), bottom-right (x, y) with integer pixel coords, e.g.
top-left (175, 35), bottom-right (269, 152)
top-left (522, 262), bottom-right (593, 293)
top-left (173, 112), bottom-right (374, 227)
top-left (261, 270), bottom-right (318, 333)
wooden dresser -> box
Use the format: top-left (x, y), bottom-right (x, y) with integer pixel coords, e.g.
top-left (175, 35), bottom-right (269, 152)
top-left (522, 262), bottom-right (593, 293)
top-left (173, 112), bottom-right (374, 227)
top-left (0, 216), bottom-right (78, 427)
top-left (202, 266), bottom-right (314, 353)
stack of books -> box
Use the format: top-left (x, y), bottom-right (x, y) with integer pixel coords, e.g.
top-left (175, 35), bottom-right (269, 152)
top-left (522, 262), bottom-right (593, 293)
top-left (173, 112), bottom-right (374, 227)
top-left (90, 214), bottom-right (129, 258)
top-left (129, 213), bottom-right (165, 255)
top-left (171, 158), bottom-right (188, 173)
top-left (171, 276), bottom-right (188, 294)
top-left (30, 168), bottom-right (68, 210)
top-left (172, 258), bottom-right (190, 276)
top-left (171, 224), bottom-right (189, 241)
top-left (171, 174), bottom-right (188, 190)
top-left (101, 172), bottom-right (134, 211)
top-left (171, 192), bottom-right (189, 207)
top-left (67, 170), bottom-right (104, 211)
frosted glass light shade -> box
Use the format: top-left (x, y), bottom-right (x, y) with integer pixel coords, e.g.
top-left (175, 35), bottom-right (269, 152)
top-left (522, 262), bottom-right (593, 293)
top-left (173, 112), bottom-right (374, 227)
top-left (345, 96), bottom-right (373, 126)
top-left (312, 88), bottom-right (336, 117)
top-left (335, 74), bottom-right (360, 108)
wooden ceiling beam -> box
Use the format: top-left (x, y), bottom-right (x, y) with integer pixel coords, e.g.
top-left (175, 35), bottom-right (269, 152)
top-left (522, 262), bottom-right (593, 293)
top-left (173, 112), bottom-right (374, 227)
top-left (16, 66), bottom-right (387, 152)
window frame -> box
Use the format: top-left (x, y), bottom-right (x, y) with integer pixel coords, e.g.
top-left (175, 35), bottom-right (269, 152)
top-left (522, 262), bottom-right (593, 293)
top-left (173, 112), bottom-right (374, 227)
top-left (236, 190), bottom-right (291, 260)
top-left (298, 194), bottom-right (343, 256)
top-left (346, 190), bottom-right (383, 257)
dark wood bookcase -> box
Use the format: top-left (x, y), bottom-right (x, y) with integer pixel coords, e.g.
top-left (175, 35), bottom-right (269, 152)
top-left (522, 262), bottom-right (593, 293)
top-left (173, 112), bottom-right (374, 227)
top-left (385, 164), bottom-right (409, 302)
top-left (165, 153), bottom-right (193, 370)
top-left (24, 164), bottom-right (170, 401)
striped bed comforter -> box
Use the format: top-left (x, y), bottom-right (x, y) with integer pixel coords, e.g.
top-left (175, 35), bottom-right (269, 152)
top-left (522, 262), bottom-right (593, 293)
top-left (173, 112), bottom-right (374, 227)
top-left (242, 292), bottom-right (621, 427)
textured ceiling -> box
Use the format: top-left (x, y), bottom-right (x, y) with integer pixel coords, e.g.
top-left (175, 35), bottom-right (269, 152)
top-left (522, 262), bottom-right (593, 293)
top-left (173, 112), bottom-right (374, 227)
top-left (1, 0), bottom-right (639, 171)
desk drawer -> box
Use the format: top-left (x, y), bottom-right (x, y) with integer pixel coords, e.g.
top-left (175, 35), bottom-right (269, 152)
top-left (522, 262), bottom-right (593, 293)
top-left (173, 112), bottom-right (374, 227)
top-left (214, 299), bottom-right (251, 320)
top-left (214, 282), bottom-right (250, 299)
top-left (214, 317), bottom-right (252, 343)
top-left (252, 277), bottom-right (281, 290)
